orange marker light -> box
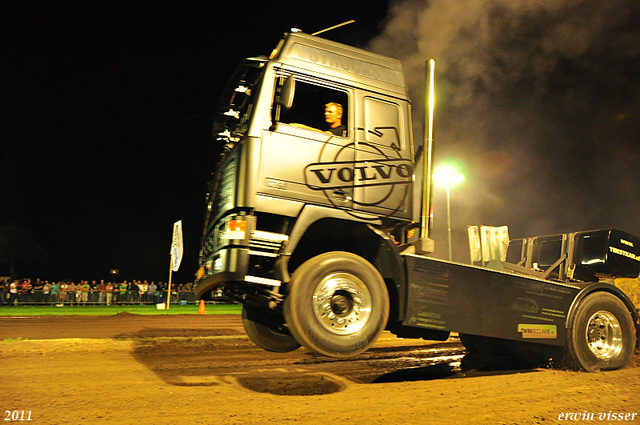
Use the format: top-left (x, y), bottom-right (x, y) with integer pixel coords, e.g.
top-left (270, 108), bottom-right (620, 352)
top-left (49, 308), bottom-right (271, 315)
top-left (228, 220), bottom-right (247, 232)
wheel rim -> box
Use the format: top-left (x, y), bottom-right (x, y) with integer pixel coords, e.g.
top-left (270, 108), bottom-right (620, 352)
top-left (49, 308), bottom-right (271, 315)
top-left (585, 310), bottom-right (623, 360)
top-left (312, 272), bottom-right (372, 335)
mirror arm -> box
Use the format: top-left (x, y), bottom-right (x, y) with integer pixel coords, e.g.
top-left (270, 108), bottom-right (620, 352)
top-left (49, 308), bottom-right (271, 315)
top-left (269, 103), bottom-right (280, 132)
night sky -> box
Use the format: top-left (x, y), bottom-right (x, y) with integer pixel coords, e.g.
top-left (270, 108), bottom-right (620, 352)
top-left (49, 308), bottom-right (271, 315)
top-left (2, 0), bottom-right (639, 281)
top-left (1, 0), bottom-right (391, 282)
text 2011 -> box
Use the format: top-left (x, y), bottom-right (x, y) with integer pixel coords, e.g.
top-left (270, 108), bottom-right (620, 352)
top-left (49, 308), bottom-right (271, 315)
top-left (4, 411), bottom-right (32, 421)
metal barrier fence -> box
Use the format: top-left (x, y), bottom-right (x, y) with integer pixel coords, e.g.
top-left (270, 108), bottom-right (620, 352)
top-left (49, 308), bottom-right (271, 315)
top-left (1, 289), bottom-right (201, 306)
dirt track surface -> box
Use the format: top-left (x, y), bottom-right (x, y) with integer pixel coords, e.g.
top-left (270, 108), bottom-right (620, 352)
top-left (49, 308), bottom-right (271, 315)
top-left (1, 314), bottom-right (639, 424)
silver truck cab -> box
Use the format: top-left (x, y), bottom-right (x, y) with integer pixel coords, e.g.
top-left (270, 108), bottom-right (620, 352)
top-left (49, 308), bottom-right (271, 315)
top-left (197, 31), bottom-right (416, 300)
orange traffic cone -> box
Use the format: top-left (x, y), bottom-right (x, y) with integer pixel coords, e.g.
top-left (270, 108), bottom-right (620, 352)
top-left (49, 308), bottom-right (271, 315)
top-left (198, 299), bottom-right (206, 315)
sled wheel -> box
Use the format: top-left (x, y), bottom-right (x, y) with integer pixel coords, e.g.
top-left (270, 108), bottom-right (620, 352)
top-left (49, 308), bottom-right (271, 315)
top-left (284, 252), bottom-right (389, 358)
top-left (566, 291), bottom-right (636, 372)
top-left (242, 304), bottom-right (300, 353)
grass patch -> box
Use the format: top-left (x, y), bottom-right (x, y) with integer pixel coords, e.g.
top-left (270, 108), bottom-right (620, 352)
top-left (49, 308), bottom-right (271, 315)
top-left (0, 303), bottom-right (241, 316)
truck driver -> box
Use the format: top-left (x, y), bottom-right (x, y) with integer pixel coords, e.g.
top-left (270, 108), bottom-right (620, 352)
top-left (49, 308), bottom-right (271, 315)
top-left (324, 102), bottom-right (346, 136)
top-left (289, 102), bottom-right (346, 136)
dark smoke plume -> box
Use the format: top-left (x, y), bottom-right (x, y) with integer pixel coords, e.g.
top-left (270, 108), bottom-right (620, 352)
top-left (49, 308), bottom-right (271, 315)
top-left (370, 0), bottom-right (640, 261)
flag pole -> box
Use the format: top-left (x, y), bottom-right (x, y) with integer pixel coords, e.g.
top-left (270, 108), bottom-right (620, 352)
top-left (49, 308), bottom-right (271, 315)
top-left (168, 220), bottom-right (183, 310)
top-left (166, 260), bottom-right (173, 309)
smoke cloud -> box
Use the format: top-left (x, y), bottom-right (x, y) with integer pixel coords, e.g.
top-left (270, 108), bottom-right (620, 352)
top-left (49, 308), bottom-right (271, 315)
top-left (370, 0), bottom-right (640, 261)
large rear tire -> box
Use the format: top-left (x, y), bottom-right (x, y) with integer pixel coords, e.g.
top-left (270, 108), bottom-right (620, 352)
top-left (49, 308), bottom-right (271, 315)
top-left (284, 252), bottom-right (390, 358)
top-left (566, 291), bottom-right (637, 372)
top-left (242, 304), bottom-right (301, 353)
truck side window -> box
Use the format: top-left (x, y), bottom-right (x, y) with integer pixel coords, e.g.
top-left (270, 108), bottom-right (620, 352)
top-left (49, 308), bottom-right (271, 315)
top-left (278, 79), bottom-right (349, 137)
top-left (506, 239), bottom-right (526, 265)
top-left (364, 97), bottom-right (403, 150)
top-left (533, 237), bottom-right (563, 270)
top-left (577, 232), bottom-right (607, 267)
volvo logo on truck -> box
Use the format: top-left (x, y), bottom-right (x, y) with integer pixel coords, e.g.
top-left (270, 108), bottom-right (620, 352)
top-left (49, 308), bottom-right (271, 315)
top-left (303, 140), bottom-right (412, 208)
top-left (304, 158), bottom-right (412, 190)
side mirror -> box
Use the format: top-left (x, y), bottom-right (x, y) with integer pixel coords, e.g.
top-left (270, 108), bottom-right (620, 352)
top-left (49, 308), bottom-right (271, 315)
top-left (279, 75), bottom-right (295, 110)
top-left (270, 75), bottom-right (295, 131)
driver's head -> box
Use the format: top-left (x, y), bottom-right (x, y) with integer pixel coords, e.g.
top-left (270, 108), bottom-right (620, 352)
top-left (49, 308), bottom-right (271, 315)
top-left (324, 102), bottom-right (343, 128)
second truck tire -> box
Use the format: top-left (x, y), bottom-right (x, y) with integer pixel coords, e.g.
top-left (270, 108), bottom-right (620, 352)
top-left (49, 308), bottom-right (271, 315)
top-left (242, 304), bottom-right (301, 353)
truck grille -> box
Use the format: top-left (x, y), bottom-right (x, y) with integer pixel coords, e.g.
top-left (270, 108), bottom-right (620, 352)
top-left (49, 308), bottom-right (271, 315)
top-left (216, 157), bottom-right (236, 217)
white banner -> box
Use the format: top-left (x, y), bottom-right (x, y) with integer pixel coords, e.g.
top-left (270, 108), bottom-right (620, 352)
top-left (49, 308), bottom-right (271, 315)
top-left (171, 220), bottom-right (184, 272)
top-left (479, 225), bottom-right (510, 262)
top-left (468, 226), bottom-right (481, 262)
top-left (481, 226), bottom-right (492, 262)
top-left (493, 226), bottom-right (510, 262)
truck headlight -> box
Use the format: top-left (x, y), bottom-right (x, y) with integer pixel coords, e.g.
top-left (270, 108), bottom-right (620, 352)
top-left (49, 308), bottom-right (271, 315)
top-left (214, 257), bottom-right (223, 271)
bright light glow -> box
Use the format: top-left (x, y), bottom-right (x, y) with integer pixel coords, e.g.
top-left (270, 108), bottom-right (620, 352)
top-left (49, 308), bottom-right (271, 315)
top-left (433, 165), bottom-right (465, 189)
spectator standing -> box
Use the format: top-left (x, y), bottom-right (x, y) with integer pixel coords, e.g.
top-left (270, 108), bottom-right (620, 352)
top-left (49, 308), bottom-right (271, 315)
top-left (114, 281), bottom-right (121, 304)
top-left (20, 279), bottom-right (33, 304)
top-left (80, 281), bottom-right (90, 306)
top-left (148, 281), bottom-right (157, 304)
top-left (157, 282), bottom-right (166, 304)
top-left (59, 282), bottom-right (68, 305)
top-left (90, 280), bottom-right (98, 304)
top-left (50, 282), bottom-right (59, 304)
top-left (33, 279), bottom-right (43, 303)
top-left (98, 280), bottom-right (106, 305)
top-left (0, 278), bottom-right (7, 306)
top-left (176, 283), bottom-right (184, 303)
top-left (42, 281), bottom-right (51, 304)
top-left (105, 282), bottom-right (114, 306)
top-left (138, 281), bottom-right (148, 304)
top-left (118, 281), bottom-right (127, 305)
top-left (129, 281), bottom-right (139, 304)
top-left (75, 282), bottom-right (83, 306)
top-left (68, 282), bottom-right (77, 306)
top-left (9, 280), bottom-right (18, 306)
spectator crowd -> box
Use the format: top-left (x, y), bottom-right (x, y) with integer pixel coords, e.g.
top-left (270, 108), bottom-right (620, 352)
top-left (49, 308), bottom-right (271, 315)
top-left (0, 278), bottom-right (196, 306)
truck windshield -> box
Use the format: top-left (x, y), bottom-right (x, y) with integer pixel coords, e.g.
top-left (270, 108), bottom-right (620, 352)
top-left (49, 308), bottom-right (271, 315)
top-left (213, 58), bottom-right (266, 139)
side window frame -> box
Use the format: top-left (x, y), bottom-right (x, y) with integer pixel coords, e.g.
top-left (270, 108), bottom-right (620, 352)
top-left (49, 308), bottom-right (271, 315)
top-left (362, 96), bottom-right (405, 151)
top-left (273, 71), bottom-right (351, 138)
